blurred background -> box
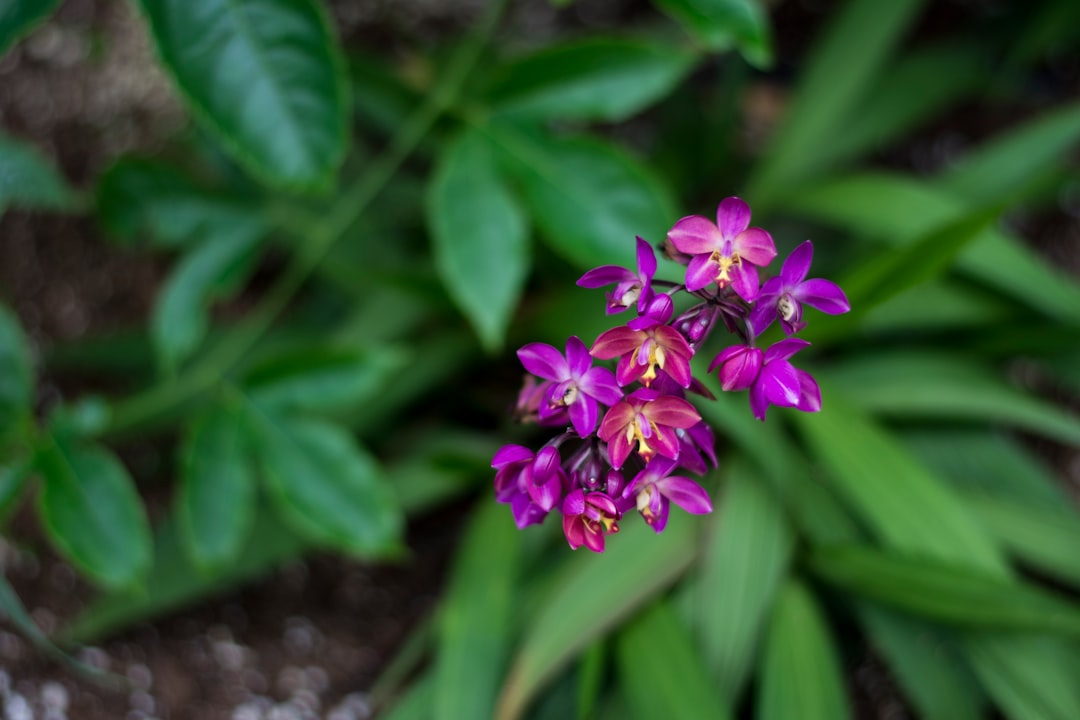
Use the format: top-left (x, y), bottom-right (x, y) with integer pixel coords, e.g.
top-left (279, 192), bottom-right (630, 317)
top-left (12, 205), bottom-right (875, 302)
top-left (1, 0), bottom-right (1079, 718)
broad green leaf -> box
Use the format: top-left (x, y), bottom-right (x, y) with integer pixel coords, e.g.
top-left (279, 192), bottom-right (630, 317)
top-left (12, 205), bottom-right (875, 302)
top-left (349, 50), bottom-right (422, 135)
top-left (757, 580), bottom-right (850, 720)
top-left (617, 600), bottom-right (732, 720)
top-left (433, 502), bottom-right (522, 720)
top-left (493, 127), bottom-right (676, 269)
top-left (486, 38), bottom-right (697, 121)
top-left (0, 303), bottom-right (32, 437)
top-left (137, 0), bottom-right (349, 189)
top-left (937, 101), bottom-right (1080, 206)
top-left (792, 391), bottom-right (1007, 574)
top-left (380, 673), bottom-right (434, 720)
top-left (781, 172), bottom-right (1080, 323)
top-left (964, 634), bottom-right (1080, 720)
top-left (818, 353), bottom-right (1080, 448)
top-left (810, 544), bottom-right (1080, 636)
top-left (496, 519), bottom-right (697, 720)
top-left (0, 132), bottom-right (78, 215)
top-left (36, 436), bottom-right (152, 589)
top-left (248, 410), bottom-right (401, 556)
top-left (747, 0), bottom-right (926, 206)
top-left (0, 1), bottom-right (60, 56)
top-left (858, 604), bottom-right (984, 720)
top-left (0, 458), bottom-right (31, 521)
top-left (859, 280), bottom-right (1016, 335)
top-left (178, 403), bottom-right (257, 573)
top-left (152, 217), bottom-right (266, 372)
top-left (696, 458), bottom-right (793, 699)
top-left (963, 493), bottom-right (1080, 587)
top-left (653, 0), bottom-right (771, 66)
top-left (427, 127), bottom-right (529, 351)
top-left (246, 345), bottom-right (411, 416)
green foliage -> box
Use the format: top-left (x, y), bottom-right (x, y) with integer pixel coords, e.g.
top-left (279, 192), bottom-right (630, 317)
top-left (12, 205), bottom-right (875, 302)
top-left (2, 0), bottom-right (1079, 717)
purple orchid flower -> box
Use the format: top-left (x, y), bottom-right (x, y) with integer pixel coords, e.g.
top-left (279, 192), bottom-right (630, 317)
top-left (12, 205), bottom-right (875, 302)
top-left (517, 336), bottom-right (623, 437)
top-left (597, 387), bottom-right (701, 469)
top-left (562, 489), bottom-right (620, 552)
top-left (674, 421), bottom-right (717, 476)
top-left (748, 241), bottom-right (851, 336)
top-left (492, 444), bottom-right (567, 528)
top-left (622, 456), bottom-right (713, 533)
top-left (577, 236), bottom-right (657, 314)
top-left (591, 319), bottom-right (695, 388)
top-left (708, 344), bottom-right (763, 391)
top-left (666, 197), bottom-right (777, 300)
top-left (749, 338), bottom-right (820, 421)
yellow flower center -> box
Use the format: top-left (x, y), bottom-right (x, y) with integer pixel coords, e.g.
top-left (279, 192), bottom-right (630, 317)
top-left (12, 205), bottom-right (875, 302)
top-left (709, 249), bottom-right (741, 287)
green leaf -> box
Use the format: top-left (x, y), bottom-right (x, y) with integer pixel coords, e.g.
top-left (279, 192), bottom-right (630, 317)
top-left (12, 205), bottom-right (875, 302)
top-left (493, 128), bottom-right (676, 269)
top-left (427, 127), bottom-right (529, 351)
top-left (809, 544), bottom-right (1080, 636)
top-left (792, 390), bottom-right (1007, 574)
top-left (0, 303), bottom-right (32, 438)
top-left (0, 0), bottom-right (61, 56)
top-left (858, 604), bottom-right (984, 720)
top-left (152, 217), bottom-right (266, 372)
top-left (617, 600), bottom-right (733, 720)
top-left (136, 0), bottom-right (349, 189)
top-left (818, 353), bottom-right (1080, 448)
top-left (0, 457), bottom-right (32, 520)
top-left (247, 410), bottom-right (401, 556)
top-left (652, 0), bottom-right (772, 67)
top-left (964, 633), bottom-right (1080, 720)
top-left (433, 501), bottom-right (522, 720)
top-left (486, 38), bottom-right (697, 121)
top-left (757, 580), bottom-right (851, 720)
top-left (496, 519), bottom-right (697, 720)
top-left (0, 132), bottom-right (78, 216)
top-left (178, 402), bottom-right (257, 573)
top-left (246, 345), bottom-right (411, 416)
top-left (696, 457), bottom-right (793, 699)
top-left (937, 100), bottom-right (1080, 206)
top-left (747, 0), bottom-right (927, 206)
top-left (35, 436), bottom-right (152, 589)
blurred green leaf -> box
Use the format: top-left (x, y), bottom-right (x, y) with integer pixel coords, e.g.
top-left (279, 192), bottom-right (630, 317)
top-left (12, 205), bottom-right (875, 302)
top-left (859, 280), bottom-right (1016, 334)
top-left (497, 519), bottom-right (697, 720)
top-left (434, 501), bottom-right (522, 720)
top-left (937, 101), bottom-right (1080, 206)
top-left (963, 493), bottom-right (1080, 587)
top-left (136, 0), bottom-right (349, 189)
top-left (246, 345), bottom-right (411, 416)
top-left (617, 600), bottom-right (733, 720)
top-left (653, 0), bottom-right (771, 66)
top-left (0, 303), bottom-right (32, 438)
top-left (486, 38), bottom-right (697, 121)
top-left (36, 436), bottom-right (152, 589)
top-left (152, 217), bottom-right (266, 372)
top-left (793, 391), bottom-right (1007, 573)
top-left (747, 0), bottom-right (926, 205)
top-left (493, 127), bottom-right (676, 269)
top-left (0, 132), bottom-right (78, 216)
top-left (178, 402), bottom-right (257, 574)
top-left (696, 457), bottom-right (793, 699)
top-left (380, 672), bottom-right (434, 720)
top-left (757, 580), bottom-right (851, 720)
top-left (819, 353), bottom-right (1080, 447)
top-left (428, 127), bottom-right (530, 351)
top-left (964, 634), bottom-right (1080, 720)
top-left (349, 50), bottom-right (423, 135)
top-left (810, 544), bottom-right (1080, 636)
top-left (0, 456), bottom-right (32, 521)
top-left (858, 604), bottom-right (984, 720)
top-left (0, 0), bottom-right (61, 56)
top-left (248, 409), bottom-right (401, 556)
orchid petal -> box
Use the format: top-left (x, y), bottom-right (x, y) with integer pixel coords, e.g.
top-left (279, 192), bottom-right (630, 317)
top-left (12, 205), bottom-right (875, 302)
top-left (518, 343), bottom-right (568, 381)
top-left (579, 367), bottom-right (623, 406)
top-left (796, 369), bottom-right (822, 412)
top-left (512, 496), bottom-right (547, 528)
top-left (763, 337), bottom-right (811, 364)
top-left (577, 265), bottom-right (635, 288)
top-left (651, 425), bottom-right (682, 460)
top-left (781, 240), bottom-right (813, 285)
top-left (635, 236), bottom-right (657, 279)
top-left (563, 515), bottom-right (585, 549)
top-left (684, 254), bottom-right (718, 292)
top-left (733, 227), bottom-right (777, 267)
top-left (492, 444), bottom-right (533, 468)
top-left (794, 279), bottom-right (851, 315)
top-left (569, 396), bottom-right (598, 437)
top-left (761, 361), bottom-right (802, 408)
top-left (591, 326), bottom-right (643, 359)
top-left (565, 335), bottom-right (593, 376)
top-left (716, 197), bottom-right (752, 239)
top-left (656, 476), bottom-right (713, 514)
top-left (647, 396), bottom-right (701, 428)
top-left (730, 261), bottom-right (760, 302)
top-left (667, 215), bottom-right (722, 255)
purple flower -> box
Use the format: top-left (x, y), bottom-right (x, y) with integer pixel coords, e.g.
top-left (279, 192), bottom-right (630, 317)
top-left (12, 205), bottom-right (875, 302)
top-left (597, 388), bottom-right (701, 469)
top-left (518, 336), bottom-right (623, 437)
top-left (591, 321), bottom-right (695, 388)
top-left (708, 344), bottom-right (763, 391)
top-left (674, 421), bottom-right (717, 476)
top-left (667, 197), bottom-right (777, 300)
top-left (622, 456), bottom-right (712, 533)
top-left (748, 241), bottom-right (851, 336)
top-left (577, 236), bottom-right (657, 314)
top-left (492, 445), bottom-right (567, 528)
top-left (562, 489), bottom-right (620, 552)
top-left (749, 338), bottom-right (820, 421)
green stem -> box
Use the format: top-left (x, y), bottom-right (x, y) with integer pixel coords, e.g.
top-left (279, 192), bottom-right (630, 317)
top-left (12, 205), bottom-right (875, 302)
top-left (102, 1), bottom-right (506, 439)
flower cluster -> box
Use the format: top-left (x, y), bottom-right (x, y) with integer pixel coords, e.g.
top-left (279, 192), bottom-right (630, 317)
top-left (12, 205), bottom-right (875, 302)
top-left (493, 197), bottom-right (850, 552)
